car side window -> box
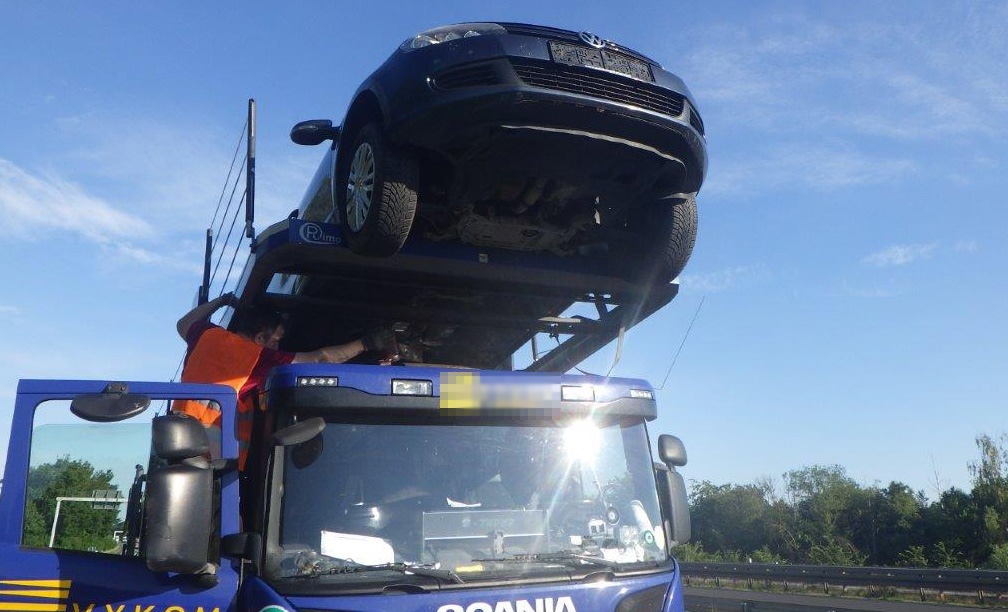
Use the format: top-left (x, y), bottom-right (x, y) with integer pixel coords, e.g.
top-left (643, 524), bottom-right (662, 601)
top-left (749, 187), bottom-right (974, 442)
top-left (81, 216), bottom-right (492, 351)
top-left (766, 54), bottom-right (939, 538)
top-left (22, 399), bottom-right (155, 557)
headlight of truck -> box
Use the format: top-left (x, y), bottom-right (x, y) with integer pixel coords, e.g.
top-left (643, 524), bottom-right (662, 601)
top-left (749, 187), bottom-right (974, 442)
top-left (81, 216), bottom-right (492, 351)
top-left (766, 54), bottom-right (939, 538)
top-left (399, 23), bottom-right (506, 53)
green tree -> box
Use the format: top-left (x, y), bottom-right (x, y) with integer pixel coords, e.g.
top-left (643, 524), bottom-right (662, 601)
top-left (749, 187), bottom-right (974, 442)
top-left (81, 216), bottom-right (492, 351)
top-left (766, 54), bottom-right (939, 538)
top-left (22, 457), bottom-right (120, 553)
top-left (866, 482), bottom-right (925, 565)
top-left (896, 545), bottom-right (928, 567)
top-left (920, 487), bottom-right (976, 566)
top-left (968, 434), bottom-right (1008, 563)
top-left (689, 479), bottom-right (778, 558)
top-left (986, 543), bottom-right (1008, 569)
top-left (783, 465), bottom-right (869, 564)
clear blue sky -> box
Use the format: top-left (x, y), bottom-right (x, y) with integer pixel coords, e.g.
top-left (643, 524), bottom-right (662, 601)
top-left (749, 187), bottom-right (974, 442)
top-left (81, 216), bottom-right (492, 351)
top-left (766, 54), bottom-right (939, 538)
top-left (1, 1), bottom-right (1005, 499)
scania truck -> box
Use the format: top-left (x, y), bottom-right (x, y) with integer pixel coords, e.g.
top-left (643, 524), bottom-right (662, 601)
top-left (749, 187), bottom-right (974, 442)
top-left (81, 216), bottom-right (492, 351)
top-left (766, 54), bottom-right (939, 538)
top-left (0, 26), bottom-right (700, 604)
top-left (0, 205), bottom-right (693, 612)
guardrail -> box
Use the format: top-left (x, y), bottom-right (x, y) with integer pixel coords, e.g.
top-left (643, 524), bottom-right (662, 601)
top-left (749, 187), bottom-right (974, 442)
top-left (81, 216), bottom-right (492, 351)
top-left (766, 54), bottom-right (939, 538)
top-left (679, 562), bottom-right (1008, 604)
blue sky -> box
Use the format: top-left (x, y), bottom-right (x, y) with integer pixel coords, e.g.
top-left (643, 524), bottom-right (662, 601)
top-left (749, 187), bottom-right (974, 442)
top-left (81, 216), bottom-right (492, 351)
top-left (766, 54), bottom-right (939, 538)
top-left (1, 1), bottom-right (1005, 500)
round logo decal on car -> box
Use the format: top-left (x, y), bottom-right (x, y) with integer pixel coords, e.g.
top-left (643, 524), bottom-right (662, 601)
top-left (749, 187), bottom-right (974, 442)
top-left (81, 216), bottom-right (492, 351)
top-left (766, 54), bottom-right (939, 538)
top-left (579, 31), bottom-right (605, 48)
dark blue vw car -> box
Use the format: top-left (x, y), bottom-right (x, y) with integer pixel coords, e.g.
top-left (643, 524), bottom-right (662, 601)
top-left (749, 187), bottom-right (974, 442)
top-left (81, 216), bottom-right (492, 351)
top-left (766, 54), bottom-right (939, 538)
top-left (293, 22), bottom-right (706, 285)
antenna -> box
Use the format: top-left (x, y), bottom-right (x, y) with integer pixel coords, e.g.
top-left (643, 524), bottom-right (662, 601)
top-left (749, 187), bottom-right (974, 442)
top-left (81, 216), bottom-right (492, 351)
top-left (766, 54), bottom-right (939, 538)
top-left (656, 295), bottom-right (705, 390)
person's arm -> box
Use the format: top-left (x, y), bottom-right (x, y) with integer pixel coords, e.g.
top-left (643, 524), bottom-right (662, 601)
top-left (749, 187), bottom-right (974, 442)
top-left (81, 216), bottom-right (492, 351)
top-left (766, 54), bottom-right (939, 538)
top-left (176, 292), bottom-right (237, 340)
top-left (291, 339), bottom-right (366, 364)
top-left (289, 327), bottom-right (398, 364)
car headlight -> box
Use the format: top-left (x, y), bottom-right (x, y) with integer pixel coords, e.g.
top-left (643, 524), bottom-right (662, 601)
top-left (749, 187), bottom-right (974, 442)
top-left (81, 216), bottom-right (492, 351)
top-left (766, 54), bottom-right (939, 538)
top-left (399, 23), bottom-right (506, 53)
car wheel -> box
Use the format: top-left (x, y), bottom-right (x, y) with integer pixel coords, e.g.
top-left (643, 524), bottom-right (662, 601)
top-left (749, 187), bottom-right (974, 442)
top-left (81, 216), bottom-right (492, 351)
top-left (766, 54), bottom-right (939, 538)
top-left (632, 195), bottom-right (698, 286)
top-left (337, 122), bottom-right (418, 256)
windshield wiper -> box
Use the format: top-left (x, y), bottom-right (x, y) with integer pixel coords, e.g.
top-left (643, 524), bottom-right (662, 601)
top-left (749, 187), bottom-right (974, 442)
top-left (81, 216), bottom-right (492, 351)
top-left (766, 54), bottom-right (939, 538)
top-left (365, 562), bottom-right (464, 584)
top-left (295, 556), bottom-right (463, 584)
top-left (474, 550), bottom-right (620, 570)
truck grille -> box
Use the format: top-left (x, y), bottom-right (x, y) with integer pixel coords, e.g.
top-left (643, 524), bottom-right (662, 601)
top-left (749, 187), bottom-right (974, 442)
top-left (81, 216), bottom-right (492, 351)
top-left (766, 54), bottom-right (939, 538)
top-left (510, 59), bottom-right (685, 118)
top-left (431, 63), bottom-right (503, 90)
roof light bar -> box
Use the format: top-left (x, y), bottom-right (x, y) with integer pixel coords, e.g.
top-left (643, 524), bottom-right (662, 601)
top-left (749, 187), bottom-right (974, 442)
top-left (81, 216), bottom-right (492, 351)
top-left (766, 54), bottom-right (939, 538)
top-left (297, 377), bottom-right (339, 387)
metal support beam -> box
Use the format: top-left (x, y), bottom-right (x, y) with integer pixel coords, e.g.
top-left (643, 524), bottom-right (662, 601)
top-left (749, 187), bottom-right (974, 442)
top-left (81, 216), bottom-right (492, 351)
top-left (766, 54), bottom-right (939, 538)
top-left (245, 98), bottom-right (256, 240)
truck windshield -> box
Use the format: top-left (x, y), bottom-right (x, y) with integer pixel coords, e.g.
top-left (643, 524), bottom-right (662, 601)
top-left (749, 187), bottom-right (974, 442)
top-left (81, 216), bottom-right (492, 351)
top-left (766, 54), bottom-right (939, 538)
top-left (268, 412), bottom-right (667, 588)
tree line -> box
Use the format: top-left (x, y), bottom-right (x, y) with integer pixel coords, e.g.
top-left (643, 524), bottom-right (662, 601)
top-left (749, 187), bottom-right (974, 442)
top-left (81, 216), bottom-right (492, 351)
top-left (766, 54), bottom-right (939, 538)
top-left (22, 456), bottom-right (120, 553)
top-left (680, 434), bottom-right (1008, 569)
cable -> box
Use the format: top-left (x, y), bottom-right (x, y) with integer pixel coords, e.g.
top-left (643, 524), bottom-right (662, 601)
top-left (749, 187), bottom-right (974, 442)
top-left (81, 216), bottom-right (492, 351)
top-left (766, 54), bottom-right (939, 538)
top-left (656, 295), bottom-right (705, 391)
top-left (170, 356), bottom-right (183, 383)
top-left (209, 120), bottom-right (248, 230)
top-left (217, 234), bottom-right (246, 298)
top-left (604, 325), bottom-right (626, 378)
top-left (212, 160), bottom-right (247, 253)
top-left (209, 191), bottom-right (246, 288)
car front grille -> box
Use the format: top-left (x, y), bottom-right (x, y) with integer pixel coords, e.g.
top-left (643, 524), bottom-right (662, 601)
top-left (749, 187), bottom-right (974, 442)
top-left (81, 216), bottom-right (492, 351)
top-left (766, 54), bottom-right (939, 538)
top-left (510, 58), bottom-right (685, 118)
top-left (688, 103), bottom-right (705, 136)
top-left (430, 63), bottom-right (503, 91)
top-left (499, 22), bottom-right (656, 64)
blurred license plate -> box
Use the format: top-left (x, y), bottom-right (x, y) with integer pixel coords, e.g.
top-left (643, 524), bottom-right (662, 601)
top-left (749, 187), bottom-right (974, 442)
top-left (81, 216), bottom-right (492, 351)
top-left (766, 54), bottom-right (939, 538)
top-left (549, 41), bottom-right (653, 82)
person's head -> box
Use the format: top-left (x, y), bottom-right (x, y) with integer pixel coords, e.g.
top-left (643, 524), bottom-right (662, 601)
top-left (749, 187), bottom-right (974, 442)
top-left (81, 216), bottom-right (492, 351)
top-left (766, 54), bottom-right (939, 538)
top-left (233, 308), bottom-right (286, 349)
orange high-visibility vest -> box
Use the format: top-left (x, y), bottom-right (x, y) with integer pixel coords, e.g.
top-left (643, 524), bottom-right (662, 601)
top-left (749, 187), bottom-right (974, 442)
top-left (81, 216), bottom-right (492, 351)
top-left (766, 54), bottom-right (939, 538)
top-left (173, 325), bottom-right (291, 470)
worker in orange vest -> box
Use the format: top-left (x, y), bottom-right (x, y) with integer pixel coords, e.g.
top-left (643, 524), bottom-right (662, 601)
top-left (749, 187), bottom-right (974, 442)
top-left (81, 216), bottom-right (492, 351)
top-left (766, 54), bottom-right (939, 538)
top-left (172, 292), bottom-right (395, 470)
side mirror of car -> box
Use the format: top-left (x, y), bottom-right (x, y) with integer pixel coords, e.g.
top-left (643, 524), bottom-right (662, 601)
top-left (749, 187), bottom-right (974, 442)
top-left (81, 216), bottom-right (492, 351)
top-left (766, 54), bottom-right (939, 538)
top-left (290, 120), bottom-right (341, 146)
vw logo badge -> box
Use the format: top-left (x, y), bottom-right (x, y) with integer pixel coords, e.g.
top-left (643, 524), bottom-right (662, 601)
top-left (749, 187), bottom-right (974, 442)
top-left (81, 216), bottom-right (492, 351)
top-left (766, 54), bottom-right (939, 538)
top-left (579, 31), bottom-right (605, 48)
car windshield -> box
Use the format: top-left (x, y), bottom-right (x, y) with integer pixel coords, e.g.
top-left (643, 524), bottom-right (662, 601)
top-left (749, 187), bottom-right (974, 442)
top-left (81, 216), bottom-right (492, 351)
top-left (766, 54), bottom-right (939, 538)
top-left (268, 412), bottom-right (667, 587)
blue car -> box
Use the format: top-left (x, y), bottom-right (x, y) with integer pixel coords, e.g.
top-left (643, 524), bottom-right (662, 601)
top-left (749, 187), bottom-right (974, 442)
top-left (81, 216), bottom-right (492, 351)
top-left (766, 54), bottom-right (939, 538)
top-left (293, 22), bottom-right (706, 285)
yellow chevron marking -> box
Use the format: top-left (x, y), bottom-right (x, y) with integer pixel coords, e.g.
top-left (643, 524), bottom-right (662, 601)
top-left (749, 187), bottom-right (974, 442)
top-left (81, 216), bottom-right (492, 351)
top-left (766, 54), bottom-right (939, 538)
top-left (0, 582), bottom-right (71, 590)
top-left (0, 603), bottom-right (67, 612)
top-left (0, 590), bottom-right (69, 599)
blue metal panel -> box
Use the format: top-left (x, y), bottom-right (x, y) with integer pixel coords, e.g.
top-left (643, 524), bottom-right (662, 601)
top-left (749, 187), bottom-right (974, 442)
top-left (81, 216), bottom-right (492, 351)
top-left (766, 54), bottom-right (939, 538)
top-left (282, 570), bottom-right (678, 611)
top-left (265, 364), bottom-right (658, 419)
top-left (266, 363), bottom-right (653, 400)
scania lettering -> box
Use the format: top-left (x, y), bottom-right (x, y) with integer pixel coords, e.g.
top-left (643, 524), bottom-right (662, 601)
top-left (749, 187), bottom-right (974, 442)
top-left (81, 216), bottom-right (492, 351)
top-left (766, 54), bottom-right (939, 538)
top-left (437, 596), bottom-right (577, 612)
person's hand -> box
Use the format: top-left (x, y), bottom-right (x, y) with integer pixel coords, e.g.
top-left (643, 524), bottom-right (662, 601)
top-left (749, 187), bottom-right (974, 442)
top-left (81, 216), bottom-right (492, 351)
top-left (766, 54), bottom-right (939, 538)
top-left (362, 326), bottom-right (397, 353)
top-left (219, 291), bottom-right (238, 307)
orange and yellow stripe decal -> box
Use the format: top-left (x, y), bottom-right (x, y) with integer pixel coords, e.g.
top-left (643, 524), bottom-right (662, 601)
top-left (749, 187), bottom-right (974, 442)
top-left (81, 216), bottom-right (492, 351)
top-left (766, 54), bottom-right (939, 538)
top-left (0, 580), bottom-right (70, 612)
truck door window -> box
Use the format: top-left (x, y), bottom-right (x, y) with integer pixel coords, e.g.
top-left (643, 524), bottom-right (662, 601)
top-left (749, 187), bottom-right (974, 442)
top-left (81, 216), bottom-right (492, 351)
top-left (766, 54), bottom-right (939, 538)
top-left (21, 399), bottom-right (156, 557)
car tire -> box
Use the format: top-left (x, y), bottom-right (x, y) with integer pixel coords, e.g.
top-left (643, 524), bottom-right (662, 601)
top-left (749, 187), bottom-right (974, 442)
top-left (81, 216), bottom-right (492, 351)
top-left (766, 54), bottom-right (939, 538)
top-left (337, 122), bottom-right (418, 256)
top-left (633, 195), bottom-right (698, 286)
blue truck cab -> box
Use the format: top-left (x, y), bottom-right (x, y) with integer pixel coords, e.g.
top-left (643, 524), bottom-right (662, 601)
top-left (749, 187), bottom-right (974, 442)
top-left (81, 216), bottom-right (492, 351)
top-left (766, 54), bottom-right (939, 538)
top-left (1, 367), bottom-right (691, 612)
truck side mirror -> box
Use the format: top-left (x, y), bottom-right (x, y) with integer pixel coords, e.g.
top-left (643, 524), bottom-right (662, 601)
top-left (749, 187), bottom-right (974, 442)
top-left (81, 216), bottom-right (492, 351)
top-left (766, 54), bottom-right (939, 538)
top-left (655, 434), bottom-right (691, 548)
top-left (273, 417), bottom-right (325, 446)
top-left (153, 412), bottom-right (211, 459)
top-left (656, 464), bottom-right (691, 546)
top-left (290, 120), bottom-right (341, 146)
top-left (144, 414), bottom-right (213, 575)
top-left (70, 382), bottom-right (150, 422)
top-left (658, 434), bottom-right (687, 468)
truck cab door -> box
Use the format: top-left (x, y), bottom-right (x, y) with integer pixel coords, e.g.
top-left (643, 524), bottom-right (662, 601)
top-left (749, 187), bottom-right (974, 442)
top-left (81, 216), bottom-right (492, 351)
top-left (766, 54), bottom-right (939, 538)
top-left (0, 379), bottom-right (241, 612)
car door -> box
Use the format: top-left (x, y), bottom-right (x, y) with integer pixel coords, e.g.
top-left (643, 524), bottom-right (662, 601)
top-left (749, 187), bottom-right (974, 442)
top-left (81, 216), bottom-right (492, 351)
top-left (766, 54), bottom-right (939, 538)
top-left (0, 379), bottom-right (241, 612)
